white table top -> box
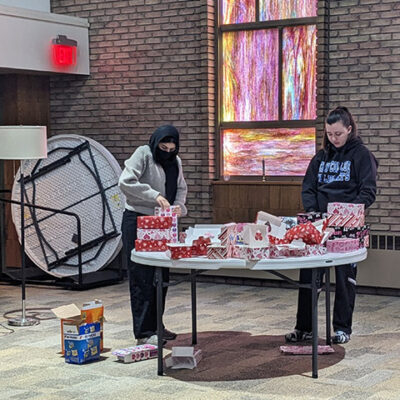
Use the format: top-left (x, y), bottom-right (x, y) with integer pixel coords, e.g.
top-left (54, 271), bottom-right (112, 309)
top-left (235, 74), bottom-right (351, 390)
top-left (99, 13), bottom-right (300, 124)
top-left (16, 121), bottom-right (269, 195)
top-left (131, 247), bottom-right (367, 271)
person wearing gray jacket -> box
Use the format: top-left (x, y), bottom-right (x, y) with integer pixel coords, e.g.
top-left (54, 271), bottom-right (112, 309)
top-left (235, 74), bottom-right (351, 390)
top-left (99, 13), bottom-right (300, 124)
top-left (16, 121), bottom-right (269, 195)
top-left (119, 125), bottom-right (187, 346)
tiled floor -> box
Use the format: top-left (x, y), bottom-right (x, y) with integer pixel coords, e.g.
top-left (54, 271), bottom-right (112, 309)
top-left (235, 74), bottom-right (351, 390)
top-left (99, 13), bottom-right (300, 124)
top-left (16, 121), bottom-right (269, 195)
top-left (0, 278), bottom-right (399, 399)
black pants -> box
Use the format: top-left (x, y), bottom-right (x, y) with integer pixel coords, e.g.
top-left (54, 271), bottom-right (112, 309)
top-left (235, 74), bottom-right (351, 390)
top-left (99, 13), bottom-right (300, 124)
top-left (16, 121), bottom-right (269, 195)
top-left (121, 209), bottom-right (169, 339)
top-left (295, 264), bottom-right (357, 335)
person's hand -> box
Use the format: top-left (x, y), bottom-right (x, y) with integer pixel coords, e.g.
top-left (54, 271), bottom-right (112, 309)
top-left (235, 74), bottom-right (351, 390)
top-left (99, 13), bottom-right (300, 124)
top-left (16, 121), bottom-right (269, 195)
top-left (156, 195), bottom-right (170, 210)
top-left (173, 205), bottom-right (182, 217)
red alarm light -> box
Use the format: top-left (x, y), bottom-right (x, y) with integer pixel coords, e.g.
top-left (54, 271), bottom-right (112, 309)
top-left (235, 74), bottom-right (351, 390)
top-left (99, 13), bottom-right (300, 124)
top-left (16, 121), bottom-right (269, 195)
top-left (52, 35), bottom-right (77, 67)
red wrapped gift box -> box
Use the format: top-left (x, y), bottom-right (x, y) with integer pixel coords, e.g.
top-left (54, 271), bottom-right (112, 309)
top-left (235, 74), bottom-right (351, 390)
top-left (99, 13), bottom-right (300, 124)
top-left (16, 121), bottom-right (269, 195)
top-left (135, 239), bottom-right (168, 252)
top-left (284, 222), bottom-right (322, 245)
top-left (191, 236), bottom-right (211, 256)
top-left (137, 216), bottom-right (172, 229)
top-left (167, 244), bottom-right (192, 259)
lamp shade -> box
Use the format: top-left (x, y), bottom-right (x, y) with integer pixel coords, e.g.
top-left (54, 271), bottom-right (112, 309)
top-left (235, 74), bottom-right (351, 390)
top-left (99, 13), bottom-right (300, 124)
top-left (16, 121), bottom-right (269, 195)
top-left (0, 126), bottom-right (47, 160)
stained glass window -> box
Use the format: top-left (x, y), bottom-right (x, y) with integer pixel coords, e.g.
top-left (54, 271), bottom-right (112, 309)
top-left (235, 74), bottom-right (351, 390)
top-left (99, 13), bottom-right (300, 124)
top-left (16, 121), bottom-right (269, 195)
top-left (221, 0), bottom-right (256, 24)
top-left (260, 0), bottom-right (317, 21)
top-left (222, 30), bottom-right (279, 122)
top-left (218, 1), bottom-right (317, 177)
top-left (282, 25), bottom-right (317, 120)
top-left (222, 128), bottom-right (315, 176)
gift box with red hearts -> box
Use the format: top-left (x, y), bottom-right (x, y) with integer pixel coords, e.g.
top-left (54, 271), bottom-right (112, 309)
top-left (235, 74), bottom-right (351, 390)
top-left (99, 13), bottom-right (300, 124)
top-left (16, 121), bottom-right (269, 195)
top-left (135, 239), bottom-right (169, 252)
top-left (137, 216), bottom-right (172, 229)
top-left (154, 207), bottom-right (179, 243)
top-left (327, 202), bottom-right (364, 216)
top-left (137, 228), bottom-right (171, 241)
top-left (243, 246), bottom-right (269, 260)
top-left (167, 243), bottom-right (193, 259)
top-left (326, 238), bottom-right (360, 253)
top-left (284, 222), bottom-right (323, 245)
top-left (242, 224), bottom-right (269, 247)
top-left (191, 236), bottom-right (212, 256)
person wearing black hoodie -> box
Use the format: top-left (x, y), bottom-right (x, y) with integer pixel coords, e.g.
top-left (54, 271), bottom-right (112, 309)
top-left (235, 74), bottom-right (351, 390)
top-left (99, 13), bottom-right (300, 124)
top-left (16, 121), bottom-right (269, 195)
top-left (285, 106), bottom-right (378, 344)
top-left (119, 125), bottom-right (187, 346)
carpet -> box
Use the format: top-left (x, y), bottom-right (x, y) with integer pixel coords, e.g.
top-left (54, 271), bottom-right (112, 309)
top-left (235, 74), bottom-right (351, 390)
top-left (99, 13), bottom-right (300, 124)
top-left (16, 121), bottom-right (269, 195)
top-left (164, 331), bottom-right (345, 381)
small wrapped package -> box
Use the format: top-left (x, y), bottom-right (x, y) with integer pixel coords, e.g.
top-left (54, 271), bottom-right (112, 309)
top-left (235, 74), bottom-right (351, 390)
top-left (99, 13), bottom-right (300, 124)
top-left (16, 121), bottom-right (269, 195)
top-left (167, 243), bottom-right (192, 259)
top-left (135, 239), bottom-right (168, 252)
top-left (112, 344), bottom-right (158, 363)
top-left (165, 346), bottom-right (202, 370)
top-left (326, 238), bottom-right (360, 253)
top-left (137, 216), bottom-right (172, 229)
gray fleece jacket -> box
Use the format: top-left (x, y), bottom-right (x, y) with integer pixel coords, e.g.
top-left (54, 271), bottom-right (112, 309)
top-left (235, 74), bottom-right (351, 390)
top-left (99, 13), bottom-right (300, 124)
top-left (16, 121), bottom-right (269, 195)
top-left (119, 145), bottom-right (188, 216)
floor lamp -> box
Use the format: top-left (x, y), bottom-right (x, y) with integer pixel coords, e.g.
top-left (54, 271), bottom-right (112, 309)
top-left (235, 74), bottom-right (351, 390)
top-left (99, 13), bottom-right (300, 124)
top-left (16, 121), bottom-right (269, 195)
top-left (0, 126), bottom-right (47, 326)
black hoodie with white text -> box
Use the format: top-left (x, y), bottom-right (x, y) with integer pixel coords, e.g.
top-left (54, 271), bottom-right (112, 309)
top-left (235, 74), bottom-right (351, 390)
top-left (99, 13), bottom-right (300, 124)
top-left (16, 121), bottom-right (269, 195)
top-left (302, 137), bottom-right (378, 213)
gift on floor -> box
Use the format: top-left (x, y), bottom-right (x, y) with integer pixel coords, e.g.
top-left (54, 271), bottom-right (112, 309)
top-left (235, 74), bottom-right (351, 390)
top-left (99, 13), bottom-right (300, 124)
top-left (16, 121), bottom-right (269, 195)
top-left (112, 344), bottom-right (158, 363)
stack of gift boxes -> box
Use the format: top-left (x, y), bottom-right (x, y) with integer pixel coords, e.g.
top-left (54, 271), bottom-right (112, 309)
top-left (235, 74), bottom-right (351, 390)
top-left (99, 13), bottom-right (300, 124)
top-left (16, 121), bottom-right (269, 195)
top-left (135, 206), bottom-right (179, 252)
top-left (325, 202), bottom-right (369, 252)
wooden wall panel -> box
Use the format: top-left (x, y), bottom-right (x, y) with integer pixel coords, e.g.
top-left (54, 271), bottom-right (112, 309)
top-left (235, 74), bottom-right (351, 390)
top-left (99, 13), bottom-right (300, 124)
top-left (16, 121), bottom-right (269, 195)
top-left (0, 74), bottom-right (49, 268)
top-left (212, 181), bottom-right (303, 224)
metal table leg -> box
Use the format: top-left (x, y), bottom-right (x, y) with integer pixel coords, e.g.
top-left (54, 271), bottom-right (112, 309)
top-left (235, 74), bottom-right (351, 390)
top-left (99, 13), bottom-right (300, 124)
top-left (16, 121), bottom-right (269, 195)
top-left (325, 267), bottom-right (331, 345)
top-left (311, 268), bottom-right (318, 378)
top-left (191, 269), bottom-right (197, 345)
top-left (156, 267), bottom-right (164, 376)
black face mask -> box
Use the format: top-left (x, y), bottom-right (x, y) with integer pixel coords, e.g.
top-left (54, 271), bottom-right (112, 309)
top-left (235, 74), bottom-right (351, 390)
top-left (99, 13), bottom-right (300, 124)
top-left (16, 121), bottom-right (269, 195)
top-left (156, 148), bottom-right (175, 163)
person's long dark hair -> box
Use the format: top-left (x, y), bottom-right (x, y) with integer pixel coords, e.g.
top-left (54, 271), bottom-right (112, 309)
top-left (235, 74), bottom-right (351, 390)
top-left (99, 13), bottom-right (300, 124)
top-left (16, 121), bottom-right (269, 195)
top-left (323, 106), bottom-right (358, 150)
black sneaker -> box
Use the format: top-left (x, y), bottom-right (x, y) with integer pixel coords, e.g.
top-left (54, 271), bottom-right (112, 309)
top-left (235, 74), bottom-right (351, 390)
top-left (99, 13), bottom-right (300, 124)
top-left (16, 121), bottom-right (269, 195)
top-left (285, 329), bottom-right (313, 343)
top-left (163, 328), bottom-right (177, 341)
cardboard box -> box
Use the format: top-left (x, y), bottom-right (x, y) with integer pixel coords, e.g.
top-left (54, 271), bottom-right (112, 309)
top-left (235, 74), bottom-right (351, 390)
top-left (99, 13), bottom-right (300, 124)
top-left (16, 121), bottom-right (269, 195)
top-left (52, 302), bottom-right (104, 356)
top-left (64, 322), bottom-right (101, 364)
top-left (165, 346), bottom-right (202, 370)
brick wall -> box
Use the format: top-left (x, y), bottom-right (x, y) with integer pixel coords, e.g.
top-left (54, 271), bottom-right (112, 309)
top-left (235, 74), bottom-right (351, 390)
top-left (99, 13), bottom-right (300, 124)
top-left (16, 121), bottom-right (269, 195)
top-left (319, 0), bottom-right (400, 234)
top-left (50, 0), bottom-right (216, 227)
top-left (50, 0), bottom-right (400, 234)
